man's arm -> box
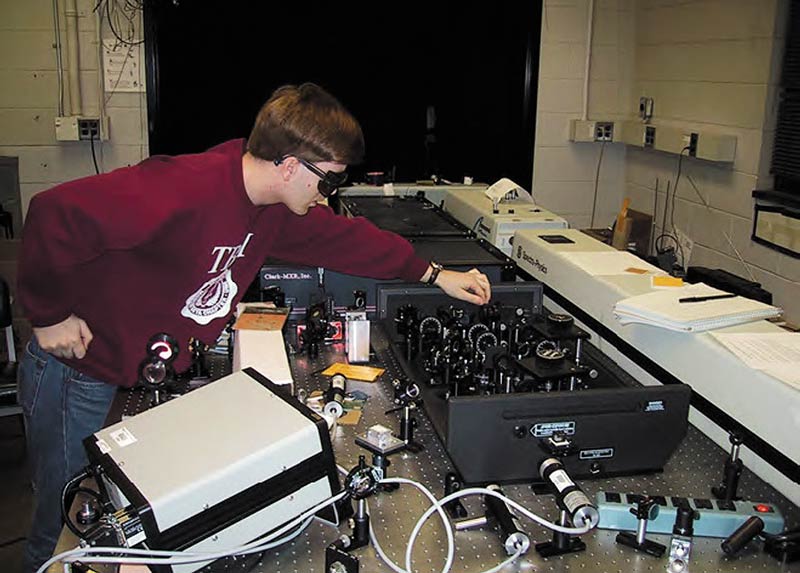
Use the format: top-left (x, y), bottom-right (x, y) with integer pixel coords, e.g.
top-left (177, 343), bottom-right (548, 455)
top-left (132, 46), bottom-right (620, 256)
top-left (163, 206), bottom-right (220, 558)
top-left (269, 204), bottom-right (429, 281)
top-left (420, 265), bottom-right (492, 305)
top-left (271, 205), bottom-right (491, 304)
top-left (34, 314), bottom-right (93, 359)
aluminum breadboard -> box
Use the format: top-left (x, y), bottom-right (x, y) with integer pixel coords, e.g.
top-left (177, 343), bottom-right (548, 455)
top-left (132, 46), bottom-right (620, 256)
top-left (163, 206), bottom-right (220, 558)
top-left (111, 332), bottom-right (799, 573)
top-left (242, 327), bottom-right (800, 573)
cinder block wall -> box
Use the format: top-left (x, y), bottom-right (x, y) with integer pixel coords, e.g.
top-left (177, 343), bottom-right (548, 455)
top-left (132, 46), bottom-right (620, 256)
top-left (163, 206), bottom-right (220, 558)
top-left (533, 0), bottom-right (798, 324)
top-left (0, 0), bottom-right (148, 217)
top-left (533, 0), bottom-right (636, 229)
top-left (0, 0), bottom-right (148, 344)
top-left (625, 0), bottom-right (799, 323)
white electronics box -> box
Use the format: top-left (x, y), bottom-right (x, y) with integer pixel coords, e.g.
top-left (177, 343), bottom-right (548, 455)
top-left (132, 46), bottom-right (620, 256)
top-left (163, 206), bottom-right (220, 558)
top-left (442, 187), bottom-right (568, 255)
top-left (84, 368), bottom-right (340, 573)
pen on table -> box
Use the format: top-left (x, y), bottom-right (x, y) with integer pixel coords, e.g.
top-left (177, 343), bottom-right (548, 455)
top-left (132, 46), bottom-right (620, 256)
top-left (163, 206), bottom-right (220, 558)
top-left (678, 293), bottom-right (737, 304)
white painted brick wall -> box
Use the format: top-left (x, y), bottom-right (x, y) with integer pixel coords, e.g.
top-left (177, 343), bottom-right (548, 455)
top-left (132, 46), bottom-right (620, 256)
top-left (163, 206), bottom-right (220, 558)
top-left (626, 0), bottom-right (798, 324)
top-left (0, 0), bottom-right (148, 220)
top-left (533, 0), bottom-right (635, 229)
top-left (535, 0), bottom-right (798, 324)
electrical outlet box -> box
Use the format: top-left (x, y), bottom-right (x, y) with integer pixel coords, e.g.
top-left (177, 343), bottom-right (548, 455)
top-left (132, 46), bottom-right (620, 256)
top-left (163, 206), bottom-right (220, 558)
top-left (78, 118), bottom-right (100, 141)
top-left (595, 122), bottom-right (614, 142)
top-left (639, 96), bottom-right (654, 121)
top-left (55, 116), bottom-right (109, 142)
top-left (619, 121), bottom-right (736, 163)
top-left (645, 126), bottom-right (656, 148)
top-left (682, 132), bottom-right (699, 157)
top-left (570, 120), bottom-right (615, 143)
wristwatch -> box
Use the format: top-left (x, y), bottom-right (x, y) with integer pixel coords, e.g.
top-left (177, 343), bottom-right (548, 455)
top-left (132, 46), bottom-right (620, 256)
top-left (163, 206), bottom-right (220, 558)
top-left (426, 261), bottom-right (444, 285)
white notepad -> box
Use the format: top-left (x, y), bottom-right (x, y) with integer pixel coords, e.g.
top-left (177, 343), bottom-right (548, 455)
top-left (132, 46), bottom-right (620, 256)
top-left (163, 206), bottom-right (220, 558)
top-left (613, 283), bottom-right (782, 332)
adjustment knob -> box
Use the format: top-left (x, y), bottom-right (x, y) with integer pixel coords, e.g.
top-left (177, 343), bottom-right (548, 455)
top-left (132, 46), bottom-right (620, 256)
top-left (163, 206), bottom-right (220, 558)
top-left (546, 313), bottom-right (574, 330)
top-left (630, 496), bottom-right (659, 520)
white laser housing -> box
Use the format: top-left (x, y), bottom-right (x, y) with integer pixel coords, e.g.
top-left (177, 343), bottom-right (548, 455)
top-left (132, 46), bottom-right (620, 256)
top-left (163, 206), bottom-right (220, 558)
top-left (84, 368), bottom-right (340, 573)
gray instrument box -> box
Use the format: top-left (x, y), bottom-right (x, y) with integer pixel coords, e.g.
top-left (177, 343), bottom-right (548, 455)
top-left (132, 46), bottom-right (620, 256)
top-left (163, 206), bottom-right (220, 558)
top-left (85, 368), bottom-right (339, 573)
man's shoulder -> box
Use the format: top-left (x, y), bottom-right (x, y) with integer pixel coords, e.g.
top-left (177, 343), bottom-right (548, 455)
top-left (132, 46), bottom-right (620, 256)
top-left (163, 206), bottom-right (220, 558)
top-left (141, 139), bottom-right (244, 173)
top-left (31, 139), bottom-right (246, 209)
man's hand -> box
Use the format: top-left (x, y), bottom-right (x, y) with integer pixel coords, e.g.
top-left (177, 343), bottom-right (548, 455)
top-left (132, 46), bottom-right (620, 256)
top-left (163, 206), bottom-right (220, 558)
top-left (434, 268), bottom-right (491, 305)
top-left (33, 314), bottom-right (94, 359)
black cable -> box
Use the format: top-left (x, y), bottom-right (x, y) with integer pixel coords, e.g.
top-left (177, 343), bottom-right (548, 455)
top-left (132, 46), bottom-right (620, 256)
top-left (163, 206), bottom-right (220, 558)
top-left (61, 468), bottom-right (93, 538)
top-left (0, 536), bottom-right (26, 549)
top-left (90, 132), bottom-right (100, 174)
top-left (653, 146), bottom-right (691, 272)
top-left (74, 486), bottom-right (103, 502)
top-left (472, 216), bottom-right (484, 232)
top-left (654, 232), bottom-right (685, 269)
top-left (589, 141), bottom-right (606, 228)
top-left (661, 180), bottom-right (670, 240)
top-left (670, 146), bottom-right (690, 233)
top-left (106, 0), bottom-right (144, 47)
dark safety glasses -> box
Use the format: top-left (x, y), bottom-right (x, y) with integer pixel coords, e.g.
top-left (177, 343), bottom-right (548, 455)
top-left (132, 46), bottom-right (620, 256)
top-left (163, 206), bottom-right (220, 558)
top-left (296, 157), bottom-right (348, 197)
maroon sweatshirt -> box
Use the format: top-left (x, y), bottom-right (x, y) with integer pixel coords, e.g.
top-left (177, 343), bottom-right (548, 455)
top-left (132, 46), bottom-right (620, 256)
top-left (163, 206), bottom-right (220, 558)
top-left (18, 139), bottom-right (429, 387)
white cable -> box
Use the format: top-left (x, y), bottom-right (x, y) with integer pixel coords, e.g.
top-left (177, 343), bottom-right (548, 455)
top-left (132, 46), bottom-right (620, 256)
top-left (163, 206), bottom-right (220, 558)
top-left (381, 477), bottom-right (455, 573)
top-left (315, 492), bottom-right (341, 528)
top-left (37, 491), bottom-right (346, 573)
top-left (60, 517), bottom-right (313, 567)
top-left (373, 478), bottom-right (517, 573)
top-left (368, 499), bottom-right (407, 573)
top-left (405, 486), bottom-right (592, 573)
top-left (723, 231), bottom-right (758, 282)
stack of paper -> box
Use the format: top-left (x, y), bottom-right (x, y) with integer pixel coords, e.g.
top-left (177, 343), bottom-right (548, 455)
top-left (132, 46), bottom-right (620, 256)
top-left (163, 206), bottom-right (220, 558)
top-left (613, 283), bottom-right (782, 333)
top-left (710, 332), bottom-right (800, 391)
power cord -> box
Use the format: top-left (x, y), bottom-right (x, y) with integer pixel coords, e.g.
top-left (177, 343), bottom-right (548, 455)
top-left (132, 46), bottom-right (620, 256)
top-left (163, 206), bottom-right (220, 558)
top-left (589, 141), bottom-right (607, 228)
top-left (90, 131), bottom-right (100, 175)
top-left (45, 471), bottom-right (596, 573)
top-left (669, 146), bottom-right (691, 233)
top-left (61, 469), bottom-right (93, 538)
top-left (654, 146), bottom-right (691, 271)
top-left (37, 491), bottom-right (345, 573)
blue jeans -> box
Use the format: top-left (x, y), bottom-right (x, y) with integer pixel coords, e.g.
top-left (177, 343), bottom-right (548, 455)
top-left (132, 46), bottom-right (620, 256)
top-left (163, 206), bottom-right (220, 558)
top-left (18, 336), bottom-right (117, 573)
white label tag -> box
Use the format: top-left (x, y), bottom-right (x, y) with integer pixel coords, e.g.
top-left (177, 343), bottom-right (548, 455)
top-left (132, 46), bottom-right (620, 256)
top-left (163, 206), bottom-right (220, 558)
top-left (549, 469), bottom-right (575, 493)
top-left (110, 428), bottom-right (137, 448)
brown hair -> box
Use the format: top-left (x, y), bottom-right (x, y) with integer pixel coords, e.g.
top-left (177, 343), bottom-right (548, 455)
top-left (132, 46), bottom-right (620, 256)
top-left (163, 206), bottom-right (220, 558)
top-left (247, 83), bottom-right (364, 164)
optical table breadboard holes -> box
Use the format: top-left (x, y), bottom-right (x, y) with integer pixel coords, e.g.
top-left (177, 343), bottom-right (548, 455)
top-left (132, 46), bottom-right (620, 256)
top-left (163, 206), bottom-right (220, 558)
top-left (108, 327), bottom-right (799, 573)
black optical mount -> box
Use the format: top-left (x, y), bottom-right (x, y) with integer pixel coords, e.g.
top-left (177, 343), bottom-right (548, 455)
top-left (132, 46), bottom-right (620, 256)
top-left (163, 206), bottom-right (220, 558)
top-left (711, 431), bottom-right (744, 502)
top-left (615, 496), bottom-right (666, 557)
top-left (325, 456), bottom-right (382, 573)
top-left (534, 440), bottom-right (594, 558)
top-left (443, 472), bottom-right (468, 519)
top-left (301, 302), bottom-right (331, 359)
top-left (385, 378), bottom-right (424, 453)
top-left (137, 332), bottom-right (180, 407)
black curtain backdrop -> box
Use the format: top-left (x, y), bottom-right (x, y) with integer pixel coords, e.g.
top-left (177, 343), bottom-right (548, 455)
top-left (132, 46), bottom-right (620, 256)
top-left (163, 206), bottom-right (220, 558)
top-left (143, 1), bottom-right (541, 186)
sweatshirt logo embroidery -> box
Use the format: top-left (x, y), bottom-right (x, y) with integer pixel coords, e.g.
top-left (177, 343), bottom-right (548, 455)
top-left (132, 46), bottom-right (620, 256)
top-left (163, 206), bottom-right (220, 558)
top-left (181, 233), bottom-right (254, 325)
